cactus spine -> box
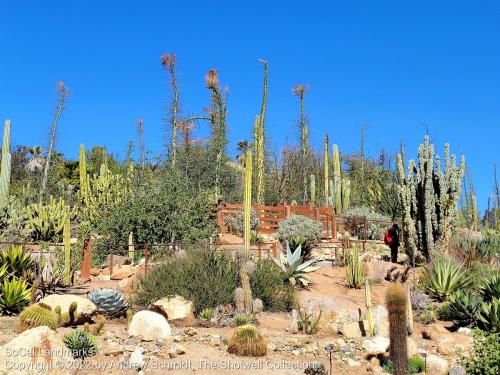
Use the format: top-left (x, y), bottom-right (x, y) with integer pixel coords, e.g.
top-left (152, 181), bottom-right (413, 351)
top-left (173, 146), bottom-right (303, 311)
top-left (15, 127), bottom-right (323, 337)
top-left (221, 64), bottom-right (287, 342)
top-left (310, 174), bottom-right (316, 204)
top-left (386, 283), bottom-right (408, 375)
top-left (397, 136), bottom-right (465, 260)
top-left (240, 150), bottom-right (253, 312)
top-left (365, 279), bottom-right (374, 337)
top-left (254, 59), bottom-right (267, 206)
top-left (323, 135), bottom-right (329, 206)
top-left (63, 218), bottom-right (71, 285)
top-left (0, 119), bottom-right (11, 210)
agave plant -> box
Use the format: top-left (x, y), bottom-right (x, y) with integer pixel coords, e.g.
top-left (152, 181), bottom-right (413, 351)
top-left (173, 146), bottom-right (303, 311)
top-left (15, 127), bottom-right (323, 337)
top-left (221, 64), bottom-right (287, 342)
top-left (0, 277), bottom-right (31, 315)
top-left (478, 298), bottom-right (500, 332)
top-left (480, 271), bottom-right (500, 302)
top-left (0, 245), bottom-right (35, 279)
top-left (272, 243), bottom-right (319, 288)
top-left (63, 330), bottom-right (98, 359)
top-left (439, 291), bottom-right (483, 327)
top-left (88, 288), bottom-right (129, 318)
top-left (423, 257), bottom-right (474, 301)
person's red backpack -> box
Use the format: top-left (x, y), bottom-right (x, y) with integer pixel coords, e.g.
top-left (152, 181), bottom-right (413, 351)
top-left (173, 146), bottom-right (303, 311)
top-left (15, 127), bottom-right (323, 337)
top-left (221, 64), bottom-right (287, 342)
top-left (384, 231), bottom-right (394, 246)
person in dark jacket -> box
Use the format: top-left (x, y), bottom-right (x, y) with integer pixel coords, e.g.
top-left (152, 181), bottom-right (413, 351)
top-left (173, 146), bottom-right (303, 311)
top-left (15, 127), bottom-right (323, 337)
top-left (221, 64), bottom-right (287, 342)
top-left (384, 224), bottom-right (400, 263)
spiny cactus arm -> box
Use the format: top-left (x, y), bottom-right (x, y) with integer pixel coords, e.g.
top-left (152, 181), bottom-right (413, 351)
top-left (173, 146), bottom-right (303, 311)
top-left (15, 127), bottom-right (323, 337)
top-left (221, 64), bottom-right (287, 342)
top-left (0, 119), bottom-right (12, 210)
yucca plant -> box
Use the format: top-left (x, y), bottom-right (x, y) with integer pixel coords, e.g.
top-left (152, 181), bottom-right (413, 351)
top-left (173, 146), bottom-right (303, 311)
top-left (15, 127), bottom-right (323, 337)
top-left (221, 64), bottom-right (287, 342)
top-left (423, 257), bottom-right (473, 301)
top-left (346, 245), bottom-right (365, 288)
top-left (440, 291), bottom-right (483, 327)
top-left (478, 298), bottom-right (500, 332)
top-left (0, 277), bottom-right (31, 315)
top-left (272, 243), bottom-right (319, 288)
top-left (63, 330), bottom-right (98, 359)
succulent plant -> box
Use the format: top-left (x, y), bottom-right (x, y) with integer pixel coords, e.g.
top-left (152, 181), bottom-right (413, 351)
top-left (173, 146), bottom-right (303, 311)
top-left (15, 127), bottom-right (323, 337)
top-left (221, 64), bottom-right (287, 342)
top-left (88, 288), bottom-right (129, 318)
top-left (18, 303), bottom-right (59, 332)
top-left (227, 324), bottom-right (266, 357)
top-left (63, 330), bottom-right (98, 359)
top-left (272, 243), bottom-right (319, 288)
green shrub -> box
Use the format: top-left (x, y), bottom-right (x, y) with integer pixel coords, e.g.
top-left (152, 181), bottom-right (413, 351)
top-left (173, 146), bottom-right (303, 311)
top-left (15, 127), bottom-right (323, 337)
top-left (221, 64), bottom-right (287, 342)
top-left (225, 210), bottom-right (259, 236)
top-left (422, 257), bottom-right (474, 301)
top-left (234, 313), bottom-right (250, 326)
top-left (478, 298), bottom-right (500, 332)
top-left (477, 229), bottom-right (500, 258)
top-left (135, 246), bottom-right (238, 313)
top-left (250, 258), bottom-right (296, 312)
top-left (382, 355), bottom-right (426, 374)
top-left (277, 215), bottom-right (323, 259)
top-left (199, 308), bottom-right (214, 321)
top-left (342, 207), bottom-right (390, 240)
top-left (460, 330), bottom-right (500, 374)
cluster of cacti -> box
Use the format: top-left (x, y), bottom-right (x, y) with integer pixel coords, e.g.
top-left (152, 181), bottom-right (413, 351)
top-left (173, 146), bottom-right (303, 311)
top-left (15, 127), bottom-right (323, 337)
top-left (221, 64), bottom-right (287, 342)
top-left (88, 288), bottom-right (130, 318)
top-left (345, 245), bottom-right (364, 288)
top-left (365, 279), bottom-right (375, 337)
top-left (296, 306), bottom-right (322, 335)
top-left (63, 218), bottom-right (71, 285)
top-left (386, 283), bottom-right (408, 375)
top-left (328, 144), bottom-right (350, 214)
top-left (397, 136), bottom-right (465, 260)
top-left (227, 324), bottom-right (267, 357)
top-left (253, 59), bottom-right (267, 206)
top-left (83, 315), bottom-right (106, 335)
top-left (17, 303), bottom-right (59, 332)
top-left (310, 174), bottom-right (316, 204)
top-left (24, 196), bottom-right (73, 241)
top-left (77, 145), bottom-right (129, 222)
top-left (63, 330), bottom-right (98, 359)
top-left (60, 301), bottom-right (78, 327)
top-left (0, 119), bottom-right (11, 211)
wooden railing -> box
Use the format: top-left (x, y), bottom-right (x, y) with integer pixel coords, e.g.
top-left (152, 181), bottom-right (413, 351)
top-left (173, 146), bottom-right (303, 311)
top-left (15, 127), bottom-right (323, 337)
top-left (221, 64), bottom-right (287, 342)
top-left (217, 202), bottom-right (337, 240)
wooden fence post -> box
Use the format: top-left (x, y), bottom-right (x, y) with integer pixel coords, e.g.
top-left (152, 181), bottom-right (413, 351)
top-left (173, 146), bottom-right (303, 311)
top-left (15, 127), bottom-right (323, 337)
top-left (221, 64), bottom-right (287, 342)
top-left (144, 245), bottom-right (150, 275)
top-left (285, 205), bottom-right (291, 218)
top-left (272, 241), bottom-right (279, 257)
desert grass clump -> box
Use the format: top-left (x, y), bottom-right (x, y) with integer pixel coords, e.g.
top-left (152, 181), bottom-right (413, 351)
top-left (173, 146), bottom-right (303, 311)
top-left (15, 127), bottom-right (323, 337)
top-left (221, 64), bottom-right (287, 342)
top-left (386, 283), bottom-right (408, 375)
top-left (227, 324), bottom-right (267, 357)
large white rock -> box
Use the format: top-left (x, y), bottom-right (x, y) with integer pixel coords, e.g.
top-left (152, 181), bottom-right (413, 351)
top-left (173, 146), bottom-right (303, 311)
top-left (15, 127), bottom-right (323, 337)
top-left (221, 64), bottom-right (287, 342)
top-left (0, 326), bottom-right (73, 375)
top-left (128, 310), bottom-right (172, 341)
top-left (38, 294), bottom-right (96, 324)
top-left (362, 336), bottom-right (389, 354)
top-left (151, 295), bottom-right (195, 321)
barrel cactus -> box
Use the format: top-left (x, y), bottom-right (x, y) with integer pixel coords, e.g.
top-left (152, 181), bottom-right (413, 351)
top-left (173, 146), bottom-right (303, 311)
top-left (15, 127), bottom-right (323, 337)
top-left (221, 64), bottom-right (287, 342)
top-left (88, 288), bottom-right (129, 318)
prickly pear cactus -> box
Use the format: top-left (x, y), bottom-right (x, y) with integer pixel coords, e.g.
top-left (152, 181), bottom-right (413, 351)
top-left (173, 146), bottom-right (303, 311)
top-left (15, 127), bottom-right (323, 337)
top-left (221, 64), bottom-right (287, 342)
top-left (88, 288), bottom-right (129, 318)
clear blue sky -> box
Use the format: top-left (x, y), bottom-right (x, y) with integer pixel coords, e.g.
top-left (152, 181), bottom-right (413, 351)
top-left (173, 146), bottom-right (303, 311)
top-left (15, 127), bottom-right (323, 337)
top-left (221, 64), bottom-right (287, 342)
top-left (1, 1), bottom-right (499, 212)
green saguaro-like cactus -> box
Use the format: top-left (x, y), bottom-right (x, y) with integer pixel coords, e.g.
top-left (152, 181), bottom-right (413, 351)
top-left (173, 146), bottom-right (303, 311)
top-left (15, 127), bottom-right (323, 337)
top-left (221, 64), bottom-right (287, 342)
top-left (310, 174), bottom-right (316, 204)
top-left (0, 119), bottom-right (11, 210)
top-left (323, 135), bottom-right (329, 206)
top-left (240, 150), bottom-right (253, 312)
top-left (63, 218), bottom-right (71, 285)
top-left (365, 279), bottom-right (374, 337)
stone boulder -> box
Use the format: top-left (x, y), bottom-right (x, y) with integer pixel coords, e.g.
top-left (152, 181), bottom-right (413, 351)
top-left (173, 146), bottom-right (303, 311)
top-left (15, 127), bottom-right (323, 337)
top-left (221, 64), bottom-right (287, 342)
top-left (106, 254), bottom-right (131, 267)
top-left (339, 321), bottom-right (364, 338)
top-left (362, 336), bottom-right (389, 355)
top-left (426, 355), bottom-right (449, 375)
top-left (128, 311), bottom-right (172, 341)
top-left (437, 334), bottom-right (473, 356)
top-left (151, 295), bottom-right (195, 322)
top-left (0, 326), bottom-right (73, 375)
top-left (422, 323), bottom-right (450, 341)
top-left (38, 294), bottom-right (96, 324)
top-left (110, 265), bottom-right (136, 280)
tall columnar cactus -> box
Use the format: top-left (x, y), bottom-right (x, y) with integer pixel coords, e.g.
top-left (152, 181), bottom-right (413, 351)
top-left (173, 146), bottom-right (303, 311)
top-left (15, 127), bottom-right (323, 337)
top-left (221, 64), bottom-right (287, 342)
top-left (310, 174), bottom-right (316, 204)
top-left (323, 135), bottom-right (329, 206)
top-left (406, 287), bottom-right (413, 335)
top-left (293, 84), bottom-right (309, 203)
top-left (397, 136), bottom-right (465, 260)
top-left (254, 59), bottom-right (267, 206)
top-left (240, 150), bottom-right (253, 312)
top-left (0, 119), bottom-right (11, 210)
top-left (342, 177), bottom-right (351, 212)
top-left (331, 144), bottom-right (342, 214)
top-left (128, 232), bottom-right (134, 260)
top-left (386, 283), bottom-right (408, 375)
top-left (365, 279), bottom-right (374, 337)
top-left (63, 218), bottom-right (71, 285)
